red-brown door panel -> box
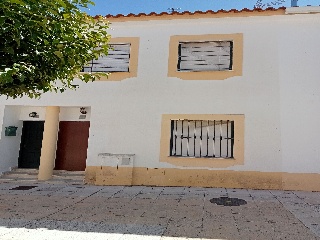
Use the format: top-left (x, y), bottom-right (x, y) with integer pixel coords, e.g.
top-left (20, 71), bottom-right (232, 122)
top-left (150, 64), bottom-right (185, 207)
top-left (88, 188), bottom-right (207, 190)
top-left (55, 121), bottom-right (90, 171)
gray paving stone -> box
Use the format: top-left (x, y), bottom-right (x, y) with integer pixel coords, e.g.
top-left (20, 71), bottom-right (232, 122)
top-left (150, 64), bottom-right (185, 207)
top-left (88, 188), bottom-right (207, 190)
top-left (0, 180), bottom-right (319, 239)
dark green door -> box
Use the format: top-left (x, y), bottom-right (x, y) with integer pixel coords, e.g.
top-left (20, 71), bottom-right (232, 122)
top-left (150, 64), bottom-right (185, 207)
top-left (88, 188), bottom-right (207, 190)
top-left (18, 121), bottom-right (45, 168)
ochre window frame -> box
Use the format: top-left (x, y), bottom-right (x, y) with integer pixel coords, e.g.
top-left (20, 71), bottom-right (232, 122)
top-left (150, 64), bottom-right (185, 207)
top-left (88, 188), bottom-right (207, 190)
top-left (168, 34), bottom-right (243, 80)
top-left (160, 114), bottom-right (245, 168)
top-left (96, 37), bottom-right (140, 81)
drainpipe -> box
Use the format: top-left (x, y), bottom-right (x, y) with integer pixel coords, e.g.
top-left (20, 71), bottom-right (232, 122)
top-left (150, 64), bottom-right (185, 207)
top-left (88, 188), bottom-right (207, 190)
top-left (291, 0), bottom-right (298, 7)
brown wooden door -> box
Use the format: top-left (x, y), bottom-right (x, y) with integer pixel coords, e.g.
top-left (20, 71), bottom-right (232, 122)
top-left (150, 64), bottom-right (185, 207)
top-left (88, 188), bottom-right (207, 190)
top-left (55, 121), bottom-right (90, 171)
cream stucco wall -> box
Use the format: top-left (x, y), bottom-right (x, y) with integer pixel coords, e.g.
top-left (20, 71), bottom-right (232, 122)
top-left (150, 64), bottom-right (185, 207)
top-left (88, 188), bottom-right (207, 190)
top-left (277, 15), bottom-right (320, 174)
top-left (0, 10), bottom-right (319, 189)
top-left (0, 106), bottom-right (23, 173)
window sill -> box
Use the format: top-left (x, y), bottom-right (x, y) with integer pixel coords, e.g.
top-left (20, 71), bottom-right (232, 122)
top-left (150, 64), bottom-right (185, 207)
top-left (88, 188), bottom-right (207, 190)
top-left (79, 71), bottom-right (136, 81)
top-left (96, 72), bottom-right (137, 81)
top-left (168, 70), bottom-right (240, 80)
top-left (163, 156), bottom-right (242, 168)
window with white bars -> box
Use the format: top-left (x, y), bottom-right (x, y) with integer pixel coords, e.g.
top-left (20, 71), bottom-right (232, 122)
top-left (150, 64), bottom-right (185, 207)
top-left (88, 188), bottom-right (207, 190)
top-left (170, 120), bottom-right (234, 158)
top-left (82, 43), bottom-right (131, 73)
top-left (177, 41), bottom-right (233, 72)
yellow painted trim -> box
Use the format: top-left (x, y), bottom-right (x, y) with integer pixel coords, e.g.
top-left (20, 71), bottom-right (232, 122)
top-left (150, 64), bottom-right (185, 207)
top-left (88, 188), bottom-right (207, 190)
top-left (168, 34), bottom-right (243, 80)
top-left (282, 173), bottom-right (320, 192)
top-left (96, 37), bottom-right (140, 81)
top-left (159, 114), bottom-right (245, 168)
top-left (38, 106), bottom-right (60, 181)
top-left (85, 166), bottom-right (320, 191)
top-left (106, 9), bottom-right (286, 23)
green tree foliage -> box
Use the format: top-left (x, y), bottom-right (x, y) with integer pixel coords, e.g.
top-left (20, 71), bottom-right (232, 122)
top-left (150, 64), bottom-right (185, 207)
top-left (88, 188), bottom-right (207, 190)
top-left (0, 0), bottom-right (109, 98)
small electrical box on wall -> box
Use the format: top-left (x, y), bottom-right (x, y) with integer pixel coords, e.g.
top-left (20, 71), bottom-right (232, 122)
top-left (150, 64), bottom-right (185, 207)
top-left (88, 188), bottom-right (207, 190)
top-left (5, 126), bottom-right (18, 136)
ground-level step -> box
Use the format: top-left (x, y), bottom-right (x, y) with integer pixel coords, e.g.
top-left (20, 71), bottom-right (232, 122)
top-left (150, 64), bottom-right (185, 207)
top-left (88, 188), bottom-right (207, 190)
top-left (0, 168), bottom-right (85, 185)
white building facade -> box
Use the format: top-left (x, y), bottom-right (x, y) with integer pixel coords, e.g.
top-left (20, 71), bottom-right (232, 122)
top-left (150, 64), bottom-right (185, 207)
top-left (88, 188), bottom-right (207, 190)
top-left (1, 7), bottom-right (320, 191)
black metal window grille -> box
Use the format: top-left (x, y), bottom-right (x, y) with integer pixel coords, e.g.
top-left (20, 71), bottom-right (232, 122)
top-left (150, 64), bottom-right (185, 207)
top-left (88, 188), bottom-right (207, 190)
top-left (82, 43), bottom-right (130, 73)
top-left (177, 41), bottom-right (233, 72)
top-left (170, 120), bottom-right (234, 158)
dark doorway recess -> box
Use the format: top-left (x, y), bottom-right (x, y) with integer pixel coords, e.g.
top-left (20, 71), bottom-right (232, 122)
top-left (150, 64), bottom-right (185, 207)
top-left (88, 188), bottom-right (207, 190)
top-left (55, 121), bottom-right (90, 171)
top-left (18, 121), bottom-right (45, 168)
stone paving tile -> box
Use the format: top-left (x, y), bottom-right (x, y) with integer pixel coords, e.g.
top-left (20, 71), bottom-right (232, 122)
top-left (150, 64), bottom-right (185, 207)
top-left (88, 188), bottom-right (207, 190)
top-left (140, 187), bottom-right (164, 193)
top-left (293, 191), bottom-right (320, 198)
top-left (303, 198), bottom-right (320, 205)
top-left (205, 187), bottom-right (227, 193)
top-left (202, 228), bottom-right (241, 239)
top-left (0, 183), bottom-right (319, 239)
top-left (156, 194), bottom-right (182, 200)
top-left (161, 187), bottom-right (185, 193)
top-left (135, 193), bottom-right (161, 199)
top-left (115, 186), bottom-right (145, 196)
top-left (124, 223), bottom-right (166, 235)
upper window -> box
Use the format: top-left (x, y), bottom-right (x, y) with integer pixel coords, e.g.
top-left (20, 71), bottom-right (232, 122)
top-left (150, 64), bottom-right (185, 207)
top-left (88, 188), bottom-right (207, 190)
top-left (178, 41), bottom-right (233, 72)
top-left (168, 34), bottom-right (243, 80)
top-left (81, 37), bottom-right (139, 81)
top-left (83, 43), bottom-right (131, 73)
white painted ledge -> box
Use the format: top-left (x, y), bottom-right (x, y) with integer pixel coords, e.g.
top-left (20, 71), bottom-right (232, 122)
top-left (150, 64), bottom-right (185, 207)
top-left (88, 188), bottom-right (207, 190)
top-left (286, 6), bottom-right (320, 14)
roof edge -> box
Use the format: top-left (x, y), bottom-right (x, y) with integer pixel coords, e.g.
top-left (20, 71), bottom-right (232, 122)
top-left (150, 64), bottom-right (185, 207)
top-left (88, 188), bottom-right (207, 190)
top-left (94, 7), bottom-right (286, 22)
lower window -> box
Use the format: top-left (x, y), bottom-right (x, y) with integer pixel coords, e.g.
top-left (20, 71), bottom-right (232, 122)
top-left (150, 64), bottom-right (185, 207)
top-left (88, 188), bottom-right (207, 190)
top-left (170, 120), bottom-right (234, 158)
top-left (160, 114), bottom-right (244, 168)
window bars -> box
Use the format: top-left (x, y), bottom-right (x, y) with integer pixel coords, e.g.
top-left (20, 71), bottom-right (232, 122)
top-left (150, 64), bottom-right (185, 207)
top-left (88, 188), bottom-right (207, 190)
top-left (170, 120), bottom-right (234, 158)
top-left (177, 41), bottom-right (233, 72)
top-left (82, 43), bottom-right (131, 73)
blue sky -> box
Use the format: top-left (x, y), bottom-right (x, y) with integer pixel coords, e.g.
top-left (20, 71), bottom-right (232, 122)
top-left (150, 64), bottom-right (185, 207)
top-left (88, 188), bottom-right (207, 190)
top-left (85, 0), bottom-right (320, 16)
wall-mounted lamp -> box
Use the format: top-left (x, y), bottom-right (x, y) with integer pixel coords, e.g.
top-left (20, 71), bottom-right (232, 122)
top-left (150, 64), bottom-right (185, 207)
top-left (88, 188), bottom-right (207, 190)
top-left (80, 107), bottom-right (87, 114)
top-left (29, 112), bottom-right (38, 118)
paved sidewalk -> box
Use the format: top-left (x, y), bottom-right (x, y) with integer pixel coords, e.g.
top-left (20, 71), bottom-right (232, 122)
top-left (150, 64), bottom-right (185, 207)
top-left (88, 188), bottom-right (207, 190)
top-left (0, 182), bottom-right (319, 240)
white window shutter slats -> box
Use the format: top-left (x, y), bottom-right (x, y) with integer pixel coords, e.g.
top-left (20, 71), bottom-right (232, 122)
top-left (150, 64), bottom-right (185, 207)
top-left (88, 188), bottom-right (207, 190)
top-left (83, 43), bottom-right (131, 73)
top-left (178, 41), bottom-right (232, 72)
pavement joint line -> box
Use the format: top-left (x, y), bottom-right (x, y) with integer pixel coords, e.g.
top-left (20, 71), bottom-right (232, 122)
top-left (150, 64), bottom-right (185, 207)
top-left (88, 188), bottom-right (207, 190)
top-left (128, 186), bottom-right (147, 202)
top-left (160, 187), bottom-right (185, 238)
top-left (104, 186), bottom-right (126, 200)
top-left (287, 190), bottom-right (320, 237)
top-left (249, 190), bottom-right (274, 239)
top-left (200, 192), bottom-right (205, 232)
top-left (132, 187), bottom-right (165, 221)
top-left (230, 205), bottom-right (241, 235)
top-left (270, 190), bottom-right (320, 238)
